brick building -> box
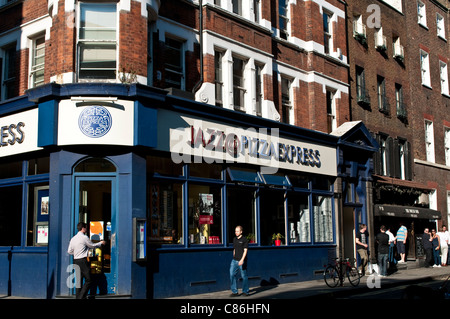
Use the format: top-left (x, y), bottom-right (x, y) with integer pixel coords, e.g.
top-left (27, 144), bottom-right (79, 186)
top-left (347, 0), bottom-right (449, 265)
top-left (0, 0), bottom-right (380, 298)
top-left (404, 0), bottom-right (450, 240)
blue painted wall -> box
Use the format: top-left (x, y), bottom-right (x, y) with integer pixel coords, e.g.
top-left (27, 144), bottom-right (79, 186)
top-left (150, 246), bottom-right (335, 298)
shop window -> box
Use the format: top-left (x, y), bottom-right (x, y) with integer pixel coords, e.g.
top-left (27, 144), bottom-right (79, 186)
top-left (147, 155), bottom-right (183, 177)
top-left (28, 157), bottom-right (50, 175)
top-left (27, 183), bottom-right (49, 246)
top-left (287, 173), bottom-right (310, 189)
top-left (288, 193), bottom-right (310, 243)
top-left (311, 175), bottom-right (333, 191)
top-left (78, 3), bottom-right (117, 80)
top-left (189, 163), bottom-right (222, 179)
top-left (0, 185), bottom-right (22, 246)
top-left (188, 184), bottom-right (222, 244)
top-left (148, 182), bottom-right (183, 245)
top-left (261, 173), bottom-right (291, 187)
top-left (0, 161), bottom-right (22, 179)
top-left (227, 188), bottom-right (256, 243)
top-left (313, 195), bottom-right (333, 242)
top-left (260, 190), bottom-right (285, 245)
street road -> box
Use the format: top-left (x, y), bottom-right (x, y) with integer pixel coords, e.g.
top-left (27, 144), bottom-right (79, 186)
top-left (337, 278), bottom-right (449, 299)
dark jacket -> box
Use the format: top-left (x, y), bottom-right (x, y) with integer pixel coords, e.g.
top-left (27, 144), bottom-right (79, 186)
top-left (422, 233), bottom-right (432, 249)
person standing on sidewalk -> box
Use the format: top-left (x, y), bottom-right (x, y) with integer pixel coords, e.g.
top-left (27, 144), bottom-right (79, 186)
top-left (422, 228), bottom-right (433, 268)
top-left (431, 229), bottom-right (441, 268)
top-left (230, 225), bottom-right (249, 296)
top-left (376, 225), bottom-right (390, 277)
top-left (68, 222), bottom-right (106, 299)
top-left (355, 224), bottom-right (369, 276)
top-left (438, 226), bottom-right (449, 266)
top-left (396, 223), bottom-right (408, 263)
top-left (386, 226), bottom-right (396, 266)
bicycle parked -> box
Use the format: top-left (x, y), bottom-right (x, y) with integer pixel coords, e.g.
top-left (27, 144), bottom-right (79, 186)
top-left (323, 257), bottom-right (360, 288)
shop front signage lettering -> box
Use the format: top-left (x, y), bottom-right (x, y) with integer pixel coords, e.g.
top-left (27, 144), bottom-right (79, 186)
top-left (189, 126), bottom-right (321, 168)
top-left (0, 122), bottom-right (25, 147)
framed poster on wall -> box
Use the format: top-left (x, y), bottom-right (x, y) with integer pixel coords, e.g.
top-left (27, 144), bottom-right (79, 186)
top-left (35, 186), bottom-right (49, 245)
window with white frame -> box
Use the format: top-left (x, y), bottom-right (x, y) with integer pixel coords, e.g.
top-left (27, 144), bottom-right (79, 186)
top-left (30, 36), bottom-right (45, 88)
top-left (429, 189), bottom-right (437, 210)
top-left (281, 76), bottom-right (292, 124)
top-left (380, 135), bottom-right (389, 176)
top-left (425, 120), bottom-right (435, 162)
top-left (253, 0), bottom-right (261, 24)
top-left (233, 56), bottom-right (246, 111)
top-left (420, 50), bottom-right (431, 87)
top-left (398, 139), bottom-right (406, 180)
top-left (437, 13), bottom-right (446, 39)
top-left (445, 127), bottom-right (450, 166)
top-left (214, 50), bottom-right (224, 107)
top-left (353, 15), bottom-right (367, 44)
top-left (255, 63), bottom-right (263, 117)
top-left (1, 43), bottom-right (16, 100)
top-left (165, 37), bottom-right (185, 90)
top-left (279, 0), bottom-right (290, 40)
top-left (78, 2), bottom-right (117, 80)
top-left (417, 1), bottom-right (427, 27)
top-left (232, 0), bottom-right (242, 15)
top-left (326, 88), bottom-right (336, 133)
top-left (375, 27), bottom-right (387, 50)
top-left (323, 10), bottom-right (333, 55)
top-left (440, 61), bottom-right (449, 96)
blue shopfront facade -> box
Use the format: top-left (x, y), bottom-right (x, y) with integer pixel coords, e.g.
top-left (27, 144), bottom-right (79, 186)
top-left (0, 83), bottom-right (377, 298)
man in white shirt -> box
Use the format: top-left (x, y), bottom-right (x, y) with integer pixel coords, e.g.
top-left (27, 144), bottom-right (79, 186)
top-left (68, 222), bottom-right (106, 299)
top-left (438, 226), bottom-right (450, 266)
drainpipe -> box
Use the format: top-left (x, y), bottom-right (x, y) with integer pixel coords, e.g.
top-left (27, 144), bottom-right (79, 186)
top-left (192, 0), bottom-right (204, 95)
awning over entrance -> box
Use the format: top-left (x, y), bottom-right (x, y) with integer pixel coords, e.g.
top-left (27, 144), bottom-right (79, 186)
top-left (374, 204), bottom-right (441, 220)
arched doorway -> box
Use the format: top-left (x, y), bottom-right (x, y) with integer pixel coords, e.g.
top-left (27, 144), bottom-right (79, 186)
top-left (72, 157), bottom-right (118, 295)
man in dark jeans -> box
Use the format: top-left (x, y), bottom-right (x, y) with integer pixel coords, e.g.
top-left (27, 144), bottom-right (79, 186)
top-left (422, 228), bottom-right (433, 268)
top-left (68, 222), bottom-right (105, 299)
top-left (230, 225), bottom-right (249, 296)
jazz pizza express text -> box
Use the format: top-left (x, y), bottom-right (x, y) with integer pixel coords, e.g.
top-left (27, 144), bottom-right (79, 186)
top-left (190, 126), bottom-right (321, 167)
top-left (1, 122), bottom-right (25, 147)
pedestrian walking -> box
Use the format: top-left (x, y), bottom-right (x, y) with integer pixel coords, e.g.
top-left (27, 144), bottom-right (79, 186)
top-left (355, 224), bottom-right (369, 276)
top-left (67, 222), bottom-right (106, 299)
top-left (376, 225), bottom-right (390, 277)
top-left (230, 225), bottom-right (249, 296)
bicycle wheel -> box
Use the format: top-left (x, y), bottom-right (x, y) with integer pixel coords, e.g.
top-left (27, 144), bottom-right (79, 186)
top-left (324, 266), bottom-right (340, 288)
top-left (347, 266), bottom-right (360, 287)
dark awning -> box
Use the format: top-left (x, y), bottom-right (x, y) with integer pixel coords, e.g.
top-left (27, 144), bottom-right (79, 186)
top-left (374, 204), bottom-right (441, 220)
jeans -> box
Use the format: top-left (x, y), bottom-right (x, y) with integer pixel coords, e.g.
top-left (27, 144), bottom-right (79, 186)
top-left (433, 247), bottom-right (441, 266)
top-left (388, 243), bottom-right (396, 264)
top-left (230, 259), bottom-right (249, 294)
top-left (377, 253), bottom-right (388, 276)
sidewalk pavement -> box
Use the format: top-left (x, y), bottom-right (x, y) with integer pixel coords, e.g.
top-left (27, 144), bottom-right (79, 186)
top-left (168, 263), bottom-right (450, 300)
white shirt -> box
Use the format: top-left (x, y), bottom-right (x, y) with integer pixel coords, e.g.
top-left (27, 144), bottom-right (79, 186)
top-left (438, 231), bottom-right (449, 248)
top-left (386, 230), bottom-right (395, 243)
top-left (68, 231), bottom-right (102, 259)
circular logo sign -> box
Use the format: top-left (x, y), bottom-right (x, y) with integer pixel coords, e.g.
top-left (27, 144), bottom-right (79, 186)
top-left (78, 105), bottom-right (113, 138)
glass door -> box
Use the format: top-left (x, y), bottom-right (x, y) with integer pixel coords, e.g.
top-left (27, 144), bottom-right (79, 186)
top-left (74, 177), bottom-right (117, 295)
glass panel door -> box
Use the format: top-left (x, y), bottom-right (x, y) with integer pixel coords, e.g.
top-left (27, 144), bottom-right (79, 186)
top-left (75, 177), bottom-right (117, 295)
